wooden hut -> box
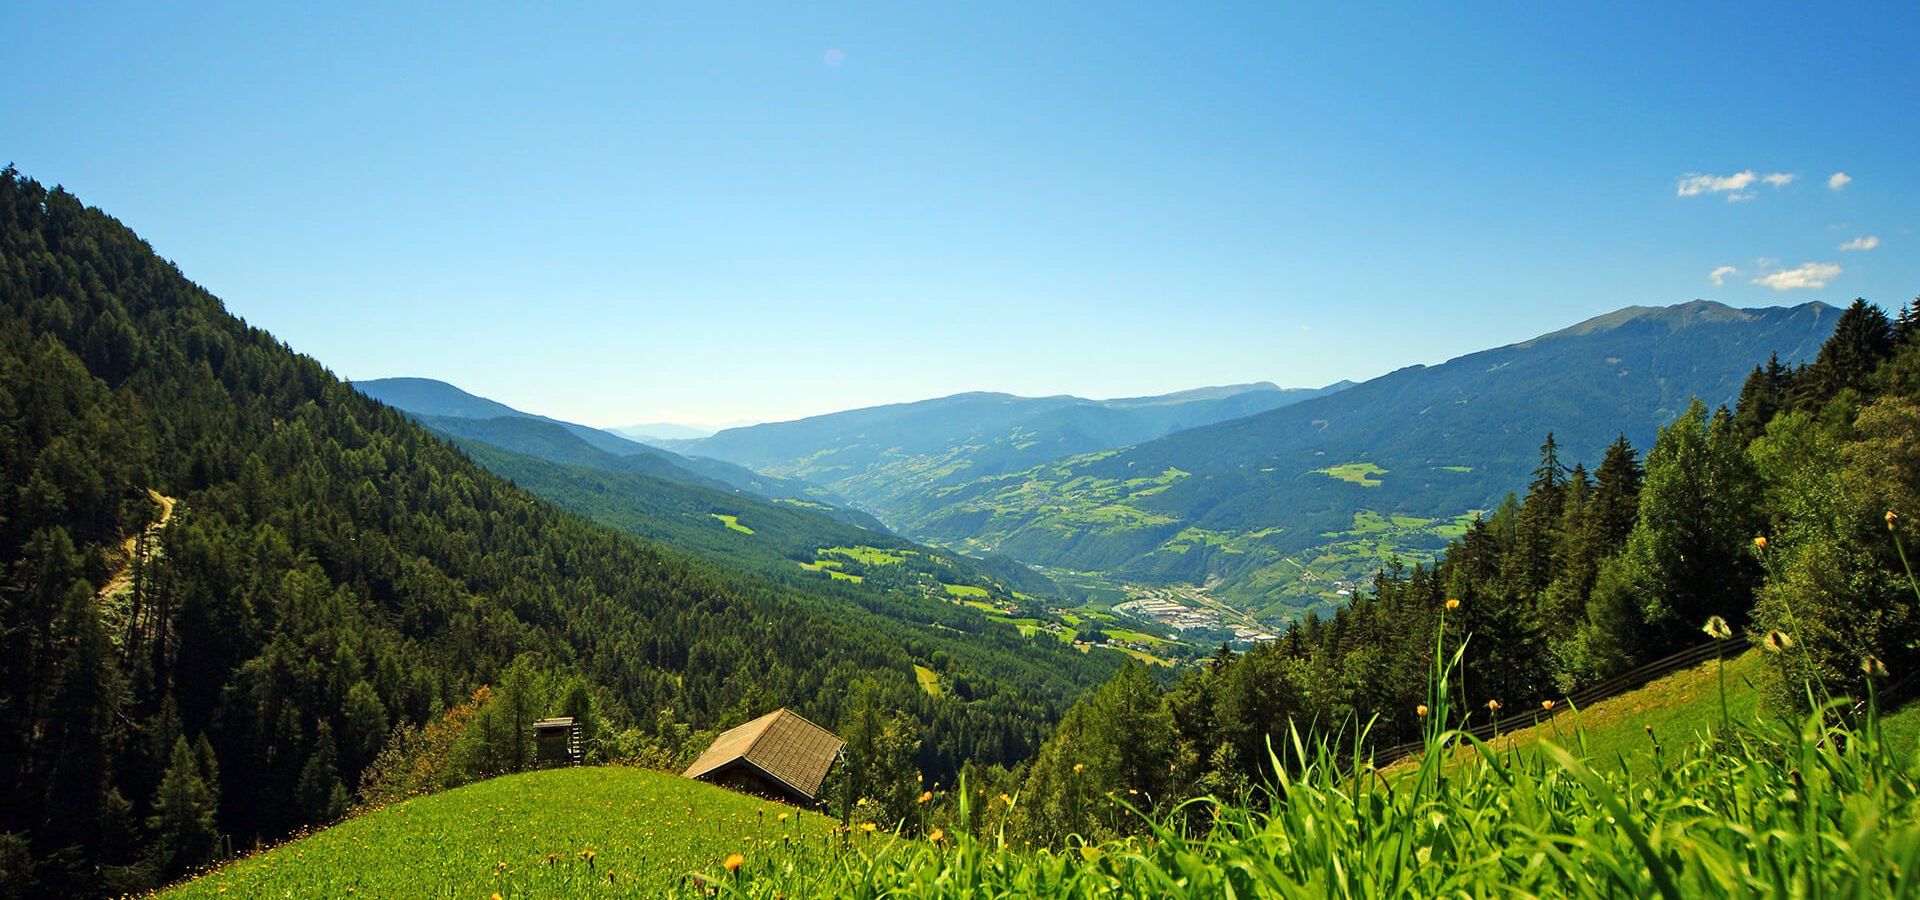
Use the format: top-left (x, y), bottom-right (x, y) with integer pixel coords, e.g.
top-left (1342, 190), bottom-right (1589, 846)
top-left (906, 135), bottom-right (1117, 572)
top-left (533, 717), bottom-right (583, 766)
top-left (682, 708), bottom-right (844, 806)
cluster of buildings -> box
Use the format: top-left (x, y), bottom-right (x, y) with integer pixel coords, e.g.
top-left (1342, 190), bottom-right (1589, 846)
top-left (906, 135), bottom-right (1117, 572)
top-left (1114, 595), bottom-right (1277, 645)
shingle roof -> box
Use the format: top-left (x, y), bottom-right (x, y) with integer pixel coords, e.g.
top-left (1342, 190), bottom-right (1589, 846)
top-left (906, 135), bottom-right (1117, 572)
top-left (682, 708), bottom-right (845, 801)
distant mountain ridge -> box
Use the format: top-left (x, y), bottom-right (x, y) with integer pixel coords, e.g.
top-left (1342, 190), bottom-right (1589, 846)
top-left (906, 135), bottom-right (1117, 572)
top-left (872, 301), bottom-right (1840, 617)
top-left (352, 377), bottom-right (846, 509)
top-left (609, 422), bottom-right (717, 441)
top-left (681, 381), bottom-right (1352, 514)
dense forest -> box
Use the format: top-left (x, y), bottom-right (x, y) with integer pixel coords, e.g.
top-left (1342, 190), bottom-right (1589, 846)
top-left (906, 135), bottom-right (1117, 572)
top-left (991, 295), bottom-right (1920, 845)
top-left (0, 169), bottom-right (1122, 895)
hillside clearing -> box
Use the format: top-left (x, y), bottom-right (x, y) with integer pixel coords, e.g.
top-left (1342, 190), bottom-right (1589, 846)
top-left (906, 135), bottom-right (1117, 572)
top-left (709, 513), bottom-right (754, 534)
top-left (914, 664), bottom-right (944, 697)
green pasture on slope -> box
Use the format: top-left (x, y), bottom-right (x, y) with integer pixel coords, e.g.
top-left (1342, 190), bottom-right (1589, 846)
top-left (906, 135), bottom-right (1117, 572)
top-left (159, 766), bottom-right (838, 898)
top-left (914, 664), bottom-right (944, 697)
top-left (1314, 462), bottom-right (1386, 486)
top-left (710, 513), bottom-right (754, 534)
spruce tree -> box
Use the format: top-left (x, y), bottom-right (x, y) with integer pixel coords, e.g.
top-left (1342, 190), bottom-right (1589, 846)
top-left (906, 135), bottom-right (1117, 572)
top-left (147, 736), bottom-right (219, 879)
top-left (1795, 298), bottom-right (1894, 408)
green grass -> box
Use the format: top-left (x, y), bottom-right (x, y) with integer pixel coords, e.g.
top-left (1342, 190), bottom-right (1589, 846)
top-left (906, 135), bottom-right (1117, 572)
top-left (823, 545), bottom-right (908, 566)
top-left (941, 583), bottom-right (990, 599)
top-left (1314, 461), bottom-right (1387, 486)
top-left (710, 513), bottom-right (754, 534)
top-left (723, 640), bottom-right (1920, 897)
top-left (913, 664), bottom-right (944, 698)
top-left (795, 561), bottom-right (863, 582)
top-left (1488, 649), bottom-right (1770, 771)
top-left (160, 766), bottom-right (837, 898)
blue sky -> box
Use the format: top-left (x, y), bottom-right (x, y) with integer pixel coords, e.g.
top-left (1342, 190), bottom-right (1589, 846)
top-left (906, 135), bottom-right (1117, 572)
top-left (5, 3), bottom-right (1916, 427)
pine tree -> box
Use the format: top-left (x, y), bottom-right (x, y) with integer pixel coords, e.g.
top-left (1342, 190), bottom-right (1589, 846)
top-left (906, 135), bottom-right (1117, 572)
top-left (1733, 354), bottom-right (1793, 443)
top-left (1795, 299), bottom-right (1894, 409)
top-left (294, 724), bottom-right (348, 825)
top-left (147, 736), bottom-right (219, 878)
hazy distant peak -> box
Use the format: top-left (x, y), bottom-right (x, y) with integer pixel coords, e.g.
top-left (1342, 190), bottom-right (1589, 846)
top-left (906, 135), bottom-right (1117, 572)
top-left (1098, 382), bottom-right (1282, 408)
top-left (351, 377), bottom-right (525, 420)
top-left (1517, 300), bottom-right (1833, 348)
top-left (608, 422), bottom-right (717, 441)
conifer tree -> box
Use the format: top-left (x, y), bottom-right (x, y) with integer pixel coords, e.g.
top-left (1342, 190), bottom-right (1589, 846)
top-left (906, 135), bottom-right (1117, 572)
top-left (147, 736), bottom-right (219, 879)
top-left (1795, 299), bottom-right (1894, 408)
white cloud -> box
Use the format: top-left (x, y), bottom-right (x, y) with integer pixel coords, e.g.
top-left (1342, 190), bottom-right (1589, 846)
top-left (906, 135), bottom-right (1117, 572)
top-left (1829, 172), bottom-right (1852, 190)
top-left (1709, 266), bottom-right (1739, 287)
top-left (1678, 170), bottom-right (1796, 199)
top-left (1838, 235), bottom-right (1880, 251)
top-left (1753, 262), bottom-right (1842, 291)
top-left (1678, 171), bottom-right (1757, 196)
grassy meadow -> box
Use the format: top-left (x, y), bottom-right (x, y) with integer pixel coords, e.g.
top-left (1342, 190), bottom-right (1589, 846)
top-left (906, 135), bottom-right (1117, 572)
top-left (154, 767), bottom-right (837, 898)
top-left (727, 649), bottom-right (1920, 897)
top-left (156, 640), bottom-right (1920, 898)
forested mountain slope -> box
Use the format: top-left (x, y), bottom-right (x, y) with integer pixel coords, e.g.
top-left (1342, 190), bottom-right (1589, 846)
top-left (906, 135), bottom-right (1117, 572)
top-left (680, 382), bottom-right (1350, 514)
top-left (900, 301), bottom-right (1840, 616)
top-left (353, 376), bottom-right (845, 508)
top-left (0, 169), bottom-right (1117, 896)
top-left (412, 417), bottom-right (1061, 600)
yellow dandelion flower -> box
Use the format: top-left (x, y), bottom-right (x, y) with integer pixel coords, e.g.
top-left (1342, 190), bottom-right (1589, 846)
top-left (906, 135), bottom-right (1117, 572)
top-left (1486, 699), bottom-right (1502, 712)
top-left (723, 852), bottom-right (744, 872)
top-left (860, 822), bottom-right (878, 832)
top-left (1888, 510), bottom-right (1900, 530)
top-left (1416, 704), bottom-right (1428, 717)
top-left (1541, 699), bottom-right (1555, 711)
top-left (1445, 598), bottom-right (1460, 611)
top-left (918, 791), bottom-right (933, 804)
top-left (1703, 616), bottom-right (1732, 640)
top-left (1754, 535), bottom-right (1768, 549)
top-left (777, 812), bottom-right (789, 822)
top-left (1073, 763), bottom-right (1084, 774)
top-left (928, 828), bottom-right (946, 843)
top-left (999, 793), bottom-right (1013, 806)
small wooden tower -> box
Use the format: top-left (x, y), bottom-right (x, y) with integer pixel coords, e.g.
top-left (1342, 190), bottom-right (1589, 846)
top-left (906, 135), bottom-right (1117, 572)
top-left (533, 717), bottom-right (583, 766)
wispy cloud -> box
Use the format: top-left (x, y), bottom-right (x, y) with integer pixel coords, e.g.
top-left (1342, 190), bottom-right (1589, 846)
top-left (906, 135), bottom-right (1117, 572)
top-left (1753, 262), bottom-right (1842, 291)
top-left (1709, 266), bottom-right (1739, 287)
top-left (1678, 171), bottom-right (1757, 196)
top-left (1838, 235), bottom-right (1879, 251)
top-left (1677, 170), bottom-right (1795, 200)
top-left (1828, 172), bottom-right (1852, 191)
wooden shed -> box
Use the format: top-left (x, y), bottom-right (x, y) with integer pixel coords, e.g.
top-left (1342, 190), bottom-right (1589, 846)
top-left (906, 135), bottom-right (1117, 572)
top-left (682, 708), bottom-right (845, 806)
top-left (533, 717), bottom-right (583, 766)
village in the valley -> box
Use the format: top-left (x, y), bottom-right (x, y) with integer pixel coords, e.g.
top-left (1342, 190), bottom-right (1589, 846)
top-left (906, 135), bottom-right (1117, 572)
top-left (1114, 583), bottom-right (1280, 646)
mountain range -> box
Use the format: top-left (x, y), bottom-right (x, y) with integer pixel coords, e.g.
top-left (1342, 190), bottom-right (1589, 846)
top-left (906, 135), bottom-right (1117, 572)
top-left (352, 377), bottom-right (855, 512)
top-left (351, 377), bottom-right (1078, 603)
top-left (671, 381), bottom-right (1352, 513)
top-left (674, 300), bottom-right (1841, 618)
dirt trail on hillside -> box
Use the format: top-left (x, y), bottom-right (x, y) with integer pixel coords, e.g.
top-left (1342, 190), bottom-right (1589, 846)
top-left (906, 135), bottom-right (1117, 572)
top-left (96, 489), bottom-right (176, 601)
